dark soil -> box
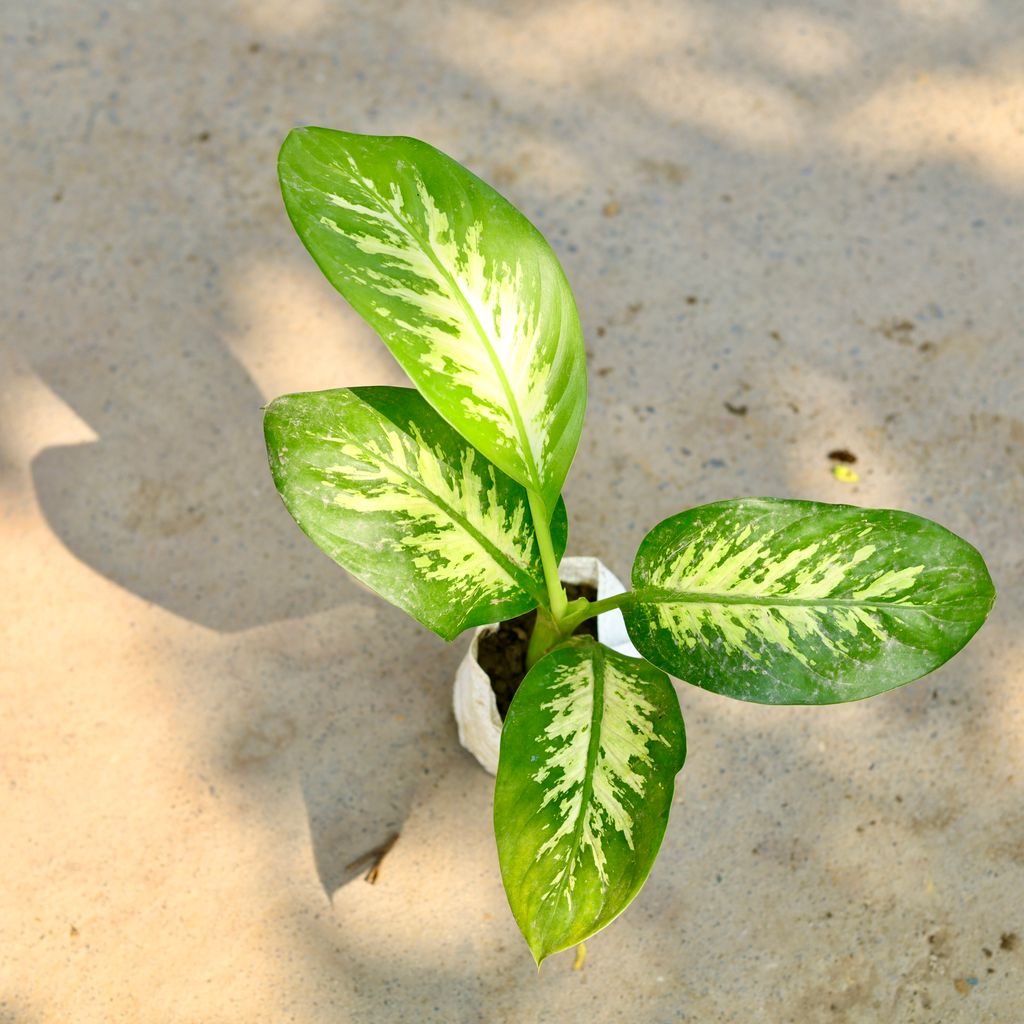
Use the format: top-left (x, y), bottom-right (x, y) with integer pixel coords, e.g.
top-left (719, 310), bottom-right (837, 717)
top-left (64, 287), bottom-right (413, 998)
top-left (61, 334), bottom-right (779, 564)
top-left (477, 582), bottom-right (598, 720)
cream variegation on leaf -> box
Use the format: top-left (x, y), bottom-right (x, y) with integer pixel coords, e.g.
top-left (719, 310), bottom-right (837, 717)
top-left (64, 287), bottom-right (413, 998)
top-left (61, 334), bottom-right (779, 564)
top-left (625, 498), bottom-right (995, 704)
top-left (263, 386), bottom-right (567, 641)
top-left (494, 639), bottom-right (686, 964)
top-left (277, 127), bottom-right (587, 512)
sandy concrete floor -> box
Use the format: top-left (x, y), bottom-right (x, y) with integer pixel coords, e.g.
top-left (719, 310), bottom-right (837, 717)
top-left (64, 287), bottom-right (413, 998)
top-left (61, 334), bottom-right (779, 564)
top-left (2, 1), bottom-right (1022, 1020)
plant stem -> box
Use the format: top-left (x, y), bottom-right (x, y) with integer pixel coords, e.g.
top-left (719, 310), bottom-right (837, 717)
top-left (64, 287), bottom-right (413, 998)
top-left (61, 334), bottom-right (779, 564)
top-left (525, 609), bottom-right (562, 670)
top-left (559, 591), bottom-right (634, 633)
top-left (528, 490), bottom-right (567, 622)
top-left (526, 596), bottom-right (589, 669)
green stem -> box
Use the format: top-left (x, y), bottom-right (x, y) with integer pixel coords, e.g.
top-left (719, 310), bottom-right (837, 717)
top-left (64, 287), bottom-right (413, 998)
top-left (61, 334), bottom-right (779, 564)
top-left (526, 596), bottom-right (591, 669)
top-left (526, 609), bottom-right (562, 670)
top-left (528, 490), bottom-right (567, 622)
top-left (560, 591), bottom-right (633, 633)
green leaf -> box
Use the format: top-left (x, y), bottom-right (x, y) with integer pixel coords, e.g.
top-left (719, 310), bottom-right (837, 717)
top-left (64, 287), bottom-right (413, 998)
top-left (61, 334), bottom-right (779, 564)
top-left (277, 127), bottom-right (587, 512)
top-left (264, 386), bottom-right (567, 641)
top-left (494, 639), bottom-right (685, 964)
top-left (624, 498), bottom-right (995, 705)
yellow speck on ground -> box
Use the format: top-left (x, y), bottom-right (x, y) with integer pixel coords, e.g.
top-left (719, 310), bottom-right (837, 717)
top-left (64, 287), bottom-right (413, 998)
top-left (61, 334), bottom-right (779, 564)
top-left (832, 464), bottom-right (860, 483)
top-left (573, 942), bottom-right (587, 971)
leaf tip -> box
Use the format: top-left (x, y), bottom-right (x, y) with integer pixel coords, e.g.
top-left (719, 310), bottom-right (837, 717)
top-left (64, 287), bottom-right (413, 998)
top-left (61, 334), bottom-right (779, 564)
top-left (528, 940), bottom-right (549, 970)
top-left (277, 125), bottom-right (305, 162)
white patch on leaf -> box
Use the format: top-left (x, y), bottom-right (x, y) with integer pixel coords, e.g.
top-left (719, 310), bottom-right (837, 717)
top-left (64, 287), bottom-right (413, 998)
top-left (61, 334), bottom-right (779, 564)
top-left (318, 423), bottom-right (534, 603)
top-left (312, 156), bottom-right (557, 490)
top-left (647, 512), bottom-right (927, 669)
top-left (532, 651), bottom-right (669, 902)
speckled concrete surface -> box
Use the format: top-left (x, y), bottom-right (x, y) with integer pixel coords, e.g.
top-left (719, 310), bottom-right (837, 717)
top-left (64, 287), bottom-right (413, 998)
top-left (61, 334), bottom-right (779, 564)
top-left (2, 1), bottom-right (1022, 1020)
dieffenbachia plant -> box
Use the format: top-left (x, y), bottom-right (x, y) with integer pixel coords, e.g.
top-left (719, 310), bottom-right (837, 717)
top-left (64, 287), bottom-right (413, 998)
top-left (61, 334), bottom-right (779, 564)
top-left (265, 127), bottom-right (996, 965)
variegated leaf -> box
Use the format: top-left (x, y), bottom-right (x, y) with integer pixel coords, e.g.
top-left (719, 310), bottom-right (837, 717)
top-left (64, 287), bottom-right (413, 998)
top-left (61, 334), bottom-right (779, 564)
top-left (625, 498), bottom-right (995, 705)
top-left (264, 386), bottom-right (567, 641)
top-left (494, 639), bottom-right (685, 964)
top-left (278, 127), bottom-right (587, 512)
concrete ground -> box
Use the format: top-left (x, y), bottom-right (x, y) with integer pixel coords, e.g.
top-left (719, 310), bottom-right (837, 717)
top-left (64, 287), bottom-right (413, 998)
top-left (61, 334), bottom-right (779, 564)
top-left (2, 1), bottom-right (1022, 1020)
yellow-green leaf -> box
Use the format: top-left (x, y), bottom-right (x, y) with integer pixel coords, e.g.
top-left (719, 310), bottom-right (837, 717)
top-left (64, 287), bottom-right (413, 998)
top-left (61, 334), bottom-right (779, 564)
top-left (264, 386), bottom-right (567, 641)
top-left (277, 127), bottom-right (587, 512)
top-left (625, 498), bottom-right (995, 704)
top-left (495, 639), bottom-right (685, 964)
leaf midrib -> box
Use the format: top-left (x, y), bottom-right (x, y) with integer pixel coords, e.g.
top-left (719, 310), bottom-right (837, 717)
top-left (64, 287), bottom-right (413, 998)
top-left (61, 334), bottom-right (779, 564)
top-left (637, 587), bottom-right (929, 610)
top-left (559, 644), bottom-right (605, 901)
top-left (340, 169), bottom-right (545, 499)
top-left (328, 431), bottom-right (545, 604)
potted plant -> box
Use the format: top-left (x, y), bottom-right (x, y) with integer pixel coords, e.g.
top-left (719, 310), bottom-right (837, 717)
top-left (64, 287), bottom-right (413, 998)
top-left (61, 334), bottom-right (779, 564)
top-left (453, 554), bottom-right (639, 775)
top-left (264, 127), bottom-right (995, 965)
